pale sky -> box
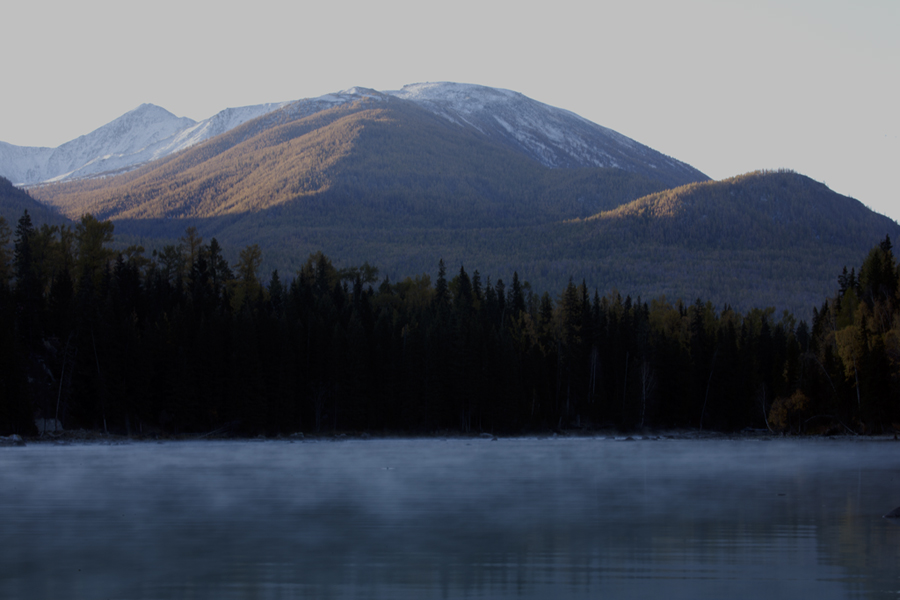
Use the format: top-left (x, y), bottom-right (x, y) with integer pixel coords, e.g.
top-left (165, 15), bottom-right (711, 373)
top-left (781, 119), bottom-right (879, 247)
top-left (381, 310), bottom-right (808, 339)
top-left (3, 0), bottom-right (898, 222)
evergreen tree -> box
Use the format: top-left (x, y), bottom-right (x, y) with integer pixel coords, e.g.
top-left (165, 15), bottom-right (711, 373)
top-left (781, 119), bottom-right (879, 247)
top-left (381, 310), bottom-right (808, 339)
top-left (205, 238), bottom-right (232, 303)
top-left (433, 259), bottom-right (449, 309)
top-left (508, 272), bottom-right (526, 317)
top-left (74, 213), bottom-right (114, 295)
top-left (269, 270), bottom-right (284, 317)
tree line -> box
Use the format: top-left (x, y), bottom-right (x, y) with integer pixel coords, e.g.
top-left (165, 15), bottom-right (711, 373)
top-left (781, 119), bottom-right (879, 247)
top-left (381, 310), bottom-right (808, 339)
top-left (1, 210), bottom-right (897, 436)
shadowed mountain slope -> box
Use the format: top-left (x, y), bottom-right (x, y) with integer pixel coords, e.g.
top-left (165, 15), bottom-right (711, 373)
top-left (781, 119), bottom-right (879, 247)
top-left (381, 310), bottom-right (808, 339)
top-left (0, 177), bottom-right (71, 230)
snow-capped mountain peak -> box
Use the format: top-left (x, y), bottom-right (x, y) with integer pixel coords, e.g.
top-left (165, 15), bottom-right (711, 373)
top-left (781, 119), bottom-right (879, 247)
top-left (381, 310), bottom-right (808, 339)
top-left (390, 82), bottom-right (518, 113)
top-left (0, 101), bottom-right (288, 185)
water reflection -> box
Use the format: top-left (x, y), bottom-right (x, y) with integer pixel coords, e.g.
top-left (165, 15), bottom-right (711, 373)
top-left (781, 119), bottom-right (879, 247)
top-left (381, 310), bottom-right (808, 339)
top-left (1, 438), bottom-right (898, 599)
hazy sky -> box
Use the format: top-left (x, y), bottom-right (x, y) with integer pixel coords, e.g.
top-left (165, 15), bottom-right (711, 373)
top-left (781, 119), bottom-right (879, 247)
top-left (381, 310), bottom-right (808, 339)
top-left (3, 0), bottom-right (898, 222)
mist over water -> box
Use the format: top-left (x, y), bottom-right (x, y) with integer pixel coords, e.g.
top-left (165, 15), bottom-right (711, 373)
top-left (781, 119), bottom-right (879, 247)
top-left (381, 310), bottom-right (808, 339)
top-left (2, 438), bottom-right (898, 599)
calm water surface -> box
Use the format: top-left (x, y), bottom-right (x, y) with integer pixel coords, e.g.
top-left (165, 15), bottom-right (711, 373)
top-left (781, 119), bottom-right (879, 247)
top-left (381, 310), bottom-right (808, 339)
top-left (1, 437), bottom-right (899, 599)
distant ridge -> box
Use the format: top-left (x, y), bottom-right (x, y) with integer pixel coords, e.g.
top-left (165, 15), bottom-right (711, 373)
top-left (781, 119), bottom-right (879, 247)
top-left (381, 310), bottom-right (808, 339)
top-left (581, 170), bottom-right (893, 248)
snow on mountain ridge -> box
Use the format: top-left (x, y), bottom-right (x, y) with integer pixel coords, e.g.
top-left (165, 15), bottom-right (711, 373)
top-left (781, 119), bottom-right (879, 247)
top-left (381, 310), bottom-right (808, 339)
top-left (387, 82), bottom-right (702, 183)
top-left (164, 102), bottom-right (292, 154)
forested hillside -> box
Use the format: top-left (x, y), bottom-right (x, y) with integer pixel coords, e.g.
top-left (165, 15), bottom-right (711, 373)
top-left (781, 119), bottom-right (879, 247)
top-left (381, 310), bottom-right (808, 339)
top-left (19, 169), bottom-right (900, 317)
top-left (2, 209), bottom-right (898, 437)
top-left (554, 170), bottom-right (900, 314)
top-left (583, 170), bottom-right (889, 248)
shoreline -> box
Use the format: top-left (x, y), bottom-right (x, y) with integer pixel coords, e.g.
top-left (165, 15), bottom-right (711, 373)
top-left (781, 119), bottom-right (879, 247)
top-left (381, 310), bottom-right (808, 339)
top-left (8, 427), bottom-right (900, 446)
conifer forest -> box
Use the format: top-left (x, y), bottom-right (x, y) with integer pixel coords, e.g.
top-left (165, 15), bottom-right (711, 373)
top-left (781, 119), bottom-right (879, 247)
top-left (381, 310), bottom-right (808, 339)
top-left (2, 210), bottom-right (898, 437)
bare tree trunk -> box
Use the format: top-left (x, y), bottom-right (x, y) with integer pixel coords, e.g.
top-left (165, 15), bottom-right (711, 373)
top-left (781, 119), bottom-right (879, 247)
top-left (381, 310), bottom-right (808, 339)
top-left (54, 333), bottom-right (75, 432)
top-left (759, 385), bottom-right (773, 432)
top-left (91, 327), bottom-right (108, 435)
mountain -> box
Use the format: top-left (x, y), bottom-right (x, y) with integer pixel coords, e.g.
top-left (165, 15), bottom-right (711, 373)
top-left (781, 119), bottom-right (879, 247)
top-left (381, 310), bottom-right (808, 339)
top-left (0, 101), bottom-right (288, 185)
top-left (1, 83), bottom-right (704, 189)
top-left (30, 94), bottom-right (679, 229)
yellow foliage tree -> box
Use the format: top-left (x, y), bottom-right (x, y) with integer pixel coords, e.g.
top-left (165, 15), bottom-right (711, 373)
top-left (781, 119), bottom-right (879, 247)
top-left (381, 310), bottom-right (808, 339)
top-left (768, 390), bottom-right (810, 433)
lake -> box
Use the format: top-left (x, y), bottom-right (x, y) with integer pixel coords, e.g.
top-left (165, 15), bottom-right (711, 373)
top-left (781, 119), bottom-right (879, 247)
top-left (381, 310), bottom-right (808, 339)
top-left (1, 437), bottom-right (898, 599)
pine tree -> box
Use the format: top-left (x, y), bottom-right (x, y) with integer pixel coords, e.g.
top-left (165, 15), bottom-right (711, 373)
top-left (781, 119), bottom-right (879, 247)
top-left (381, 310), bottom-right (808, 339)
top-left (269, 270), bottom-right (284, 316)
top-left (508, 272), bottom-right (525, 317)
top-left (433, 259), bottom-right (449, 309)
